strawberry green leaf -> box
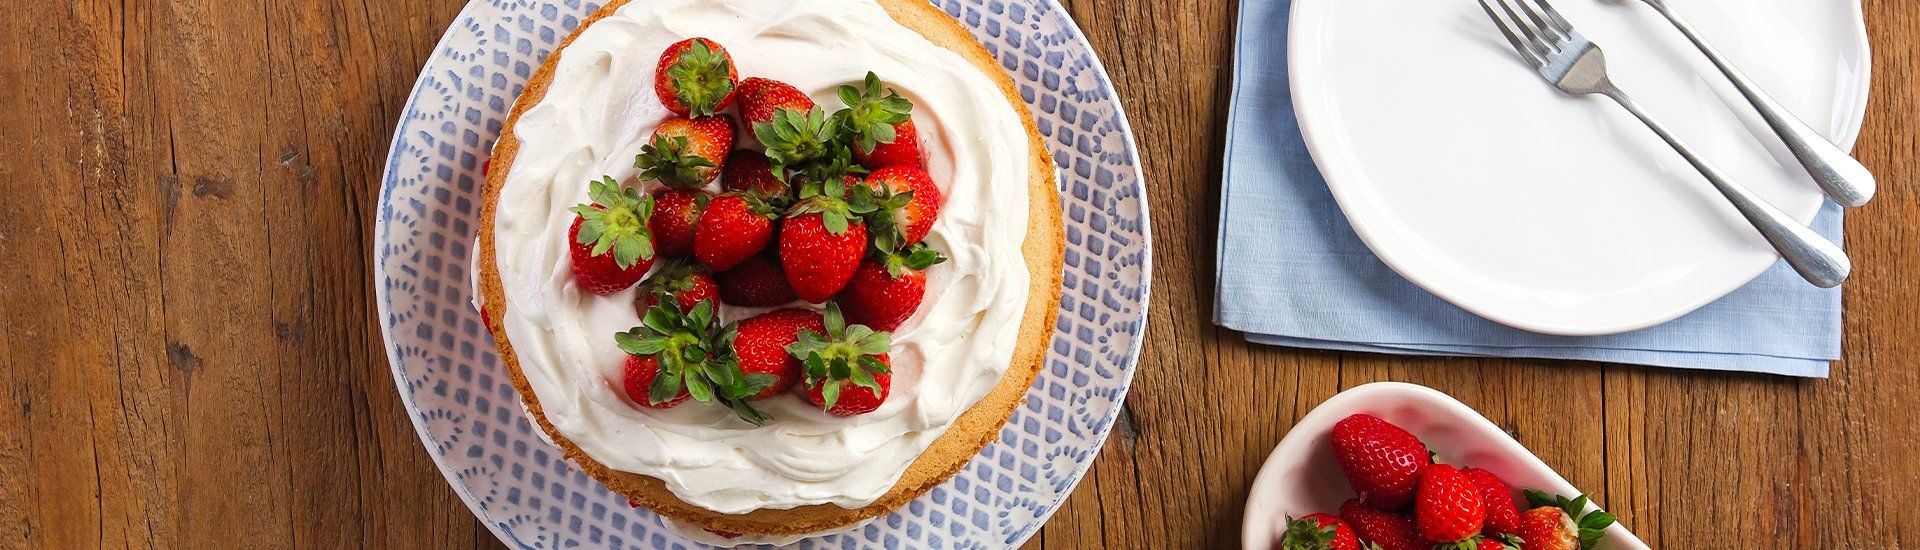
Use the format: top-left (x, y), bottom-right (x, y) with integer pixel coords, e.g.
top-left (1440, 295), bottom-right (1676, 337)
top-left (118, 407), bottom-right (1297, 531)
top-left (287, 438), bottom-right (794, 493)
top-left (858, 355), bottom-right (891, 375)
top-left (684, 373), bottom-right (714, 404)
top-left (648, 370), bottom-right (683, 405)
top-left (833, 72), bottom-right (914, 154)
top-left (568, 177), bottom-right (656, 269)
top-left (665, 40), bottom-right (736, 117)
top-left (755, 107), bottom-right (837, 174)
top-left (1579, 511), bottom-right (1616, 531)
top-left (821, 379), bottom-right (843, 409)
top-left (636, 134), bottom-right (719, 189)
top-left (729, 400), bottom-right (771, 425)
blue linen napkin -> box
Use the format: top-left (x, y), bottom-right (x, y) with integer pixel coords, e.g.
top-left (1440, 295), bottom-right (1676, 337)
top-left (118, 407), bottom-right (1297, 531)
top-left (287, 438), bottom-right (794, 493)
top-left (1213, 0), bottom-right (1843, 377)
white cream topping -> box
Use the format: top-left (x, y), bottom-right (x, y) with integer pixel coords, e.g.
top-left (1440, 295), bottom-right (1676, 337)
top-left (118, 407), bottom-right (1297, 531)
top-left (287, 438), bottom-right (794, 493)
top-left (488, 0), bottom-right (1033, 515)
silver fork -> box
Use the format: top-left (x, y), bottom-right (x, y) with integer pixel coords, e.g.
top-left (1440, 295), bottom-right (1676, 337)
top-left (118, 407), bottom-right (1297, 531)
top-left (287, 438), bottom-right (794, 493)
top-left (1630, 0), bottom-right (1875, 207)
top-left (1477, 0), bottom-right (1850, 288)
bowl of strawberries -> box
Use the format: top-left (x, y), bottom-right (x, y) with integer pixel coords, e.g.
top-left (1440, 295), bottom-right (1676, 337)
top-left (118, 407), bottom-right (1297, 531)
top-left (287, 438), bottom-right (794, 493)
top-left (1244, 382), bottom-right (1648, 550)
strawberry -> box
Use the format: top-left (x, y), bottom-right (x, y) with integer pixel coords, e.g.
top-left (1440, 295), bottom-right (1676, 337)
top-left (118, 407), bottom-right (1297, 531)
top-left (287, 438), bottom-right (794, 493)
top-left (637, 115), bottom-right (736, 188)
top-left (1414, 464), bottom-right (1486, 547)
top-left (729, 308), bottom-right (824, 399)
top-left (716, 255), bottom-right (799, 307)
top-left (622, 355), bottom-right (688, 409)
top-left (781, 215), bottom-right (869, 303)
top-left (859, 165), bottom-right (943, 249)
top-left (789, 303), bottom-right (893, 416)
top-left (1340, 499), bottom-right (1424, 550)
top-left (648, 188), bottom-right (710, 258)
top-left (694, 192), bottom-right (779, 271)
top-left (740, 76), bottom-right (839, 174)
top-left (857, 119), bottom-right (923, 169)
top-left (1461, 468), bottom-right (1521, 538)
top-left (1513, 491), bottom-right (1616, 550)
top-left (835, 72), bottom-right (923, 169)
top-left (616, 300), bottom-right (774, 424)
top-left (633, 259), bottom-right (718, 314)
top-left (567, 177), bottom-right (657, 295)
top-left (1478, 538), bottom-right (1519, 550)
top-left (1279, 513), bottom-right (1360, 550)
top-left (836, 243), bottom-right (945, 331)
top-left (723, 150), bottom-right (791, 203)
top-left (654, 38), bottom-right (737, 117)
top-left (1331, 414), bottom-right (1430, 511)
top-left (737, 77), bottom-right (816, 128)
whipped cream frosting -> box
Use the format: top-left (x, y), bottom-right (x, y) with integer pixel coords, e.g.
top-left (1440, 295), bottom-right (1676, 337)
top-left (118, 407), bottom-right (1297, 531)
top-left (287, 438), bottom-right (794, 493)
top-left (487, 0), bottom-right (1034, 515)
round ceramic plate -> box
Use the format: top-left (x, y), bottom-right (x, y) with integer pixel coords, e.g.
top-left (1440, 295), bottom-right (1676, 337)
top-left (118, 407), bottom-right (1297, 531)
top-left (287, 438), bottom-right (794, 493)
top-left (1289, 0), bottom-right (1870, 335)
top-left (373, 0), bottom-right (1149, 547)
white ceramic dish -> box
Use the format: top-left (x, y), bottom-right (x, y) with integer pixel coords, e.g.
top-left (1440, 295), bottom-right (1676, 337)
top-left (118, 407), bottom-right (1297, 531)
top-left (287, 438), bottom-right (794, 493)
top-left (1288, 0), bottom-right (1870, 335)
top-left (1242, 382), bottom-right (1649, 550)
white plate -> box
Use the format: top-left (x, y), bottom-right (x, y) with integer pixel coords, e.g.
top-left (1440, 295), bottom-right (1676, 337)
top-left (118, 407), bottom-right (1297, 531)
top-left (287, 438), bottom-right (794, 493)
top-left (1242, 383), bottom-right (1649, 550)
top-left (1289, 0), bottom-right (1870, 335)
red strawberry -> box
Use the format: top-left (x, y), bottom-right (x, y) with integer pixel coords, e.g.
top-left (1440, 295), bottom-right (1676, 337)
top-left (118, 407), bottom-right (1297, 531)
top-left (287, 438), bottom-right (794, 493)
top-left (1331, 414), bottom-right (1430, 510)
top-left (694, 192), bottom-right (778, 271)
top-left (737, 77), bottom-right (815, 128)
top-left (568, 177), bottom-right (657, 295)
top-left (649, 188), bottom-right (710, 258)
top-left (723, 150), bottom-right (791, 202)
top-left (835, 72), bottom-right (923, 169)
top-left (654, 38), bottom-right (737, 117)
top-left (716, 255), bottom-right (799, 306)
top-left (730, 308), bottom-right (824, 399)
top-left (1340, 499), bottom-right (1424, 550)
top-left (859, 165), bottom-right (943, 249)
top-left (781, 214), bottom-right (868, 303)
top-left (1279, 513), bottom-right (1360, 550)
top-left (857, 119), bottom-right (923, 169)
top-left (1461, 468), bottom-right (1521, 537)
top-left (634, 260), bottom-right (718, 314)
top-left (1414, 464), bottom-right (1486, 546)
top-left (742, 78), bottom-right (840, 173)
top-left (836, 244), bottom-right (945, 331)
top-left (637, 115), bottom-right (735, 188)
top-left (791, 303), bottom-right (893, 416)
top-left (1478, 538), bottom-right (1519, 550)
top-left (780, 176), bottom-right (874, 302)
top-left (617, 300), bottom-right (773, 424)
top-left (1513, 491), bottom-right (1616, 550)
top-left (622, 355), bottom-right (688, 409)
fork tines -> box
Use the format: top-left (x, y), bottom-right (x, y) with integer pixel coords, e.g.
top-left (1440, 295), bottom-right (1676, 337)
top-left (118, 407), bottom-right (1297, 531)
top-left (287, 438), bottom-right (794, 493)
top-left (1477, 0), bottom-right (1578, 66)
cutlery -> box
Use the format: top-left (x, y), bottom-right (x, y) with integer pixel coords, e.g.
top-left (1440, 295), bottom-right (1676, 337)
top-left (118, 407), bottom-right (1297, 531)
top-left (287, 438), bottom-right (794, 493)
top-left (1625, 0), bottom-right (1876, 207)
top-left (1477, 0), bottom-right (1850, 288)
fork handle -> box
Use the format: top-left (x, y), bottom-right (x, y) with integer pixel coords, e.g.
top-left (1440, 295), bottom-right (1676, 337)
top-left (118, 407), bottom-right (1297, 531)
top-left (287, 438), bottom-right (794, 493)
top-left (1600, 87), bottom-right (1851, 288)
top-left (1645, 2), bottom-right (1876, 207)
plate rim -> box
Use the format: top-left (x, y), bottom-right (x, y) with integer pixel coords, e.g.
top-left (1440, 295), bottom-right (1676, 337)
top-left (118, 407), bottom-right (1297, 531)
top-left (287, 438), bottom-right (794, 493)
top-left (1285, 0), bottom-right (1872, 336)
top-left (370, 0), bottom-right (1154, 546)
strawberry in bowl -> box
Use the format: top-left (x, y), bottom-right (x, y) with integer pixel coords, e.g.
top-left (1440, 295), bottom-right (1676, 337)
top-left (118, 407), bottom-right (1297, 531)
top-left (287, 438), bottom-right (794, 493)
top-left (1242, 383), bottom-right (1645, 550)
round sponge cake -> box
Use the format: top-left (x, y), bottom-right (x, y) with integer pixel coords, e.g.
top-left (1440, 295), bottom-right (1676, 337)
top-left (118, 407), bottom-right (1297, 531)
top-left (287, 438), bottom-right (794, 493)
top-left (475, 0), bottom-right (1063, 539)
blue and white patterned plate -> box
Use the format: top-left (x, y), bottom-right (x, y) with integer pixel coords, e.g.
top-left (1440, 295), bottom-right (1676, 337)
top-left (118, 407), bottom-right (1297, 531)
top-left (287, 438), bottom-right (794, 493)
top-left (374, 0), bottom-right (1149, 547)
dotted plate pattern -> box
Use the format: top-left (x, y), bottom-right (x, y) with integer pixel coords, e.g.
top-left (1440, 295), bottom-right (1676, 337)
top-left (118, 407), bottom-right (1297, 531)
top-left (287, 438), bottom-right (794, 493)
top-left (373, 0), bottom-right (1150, 547)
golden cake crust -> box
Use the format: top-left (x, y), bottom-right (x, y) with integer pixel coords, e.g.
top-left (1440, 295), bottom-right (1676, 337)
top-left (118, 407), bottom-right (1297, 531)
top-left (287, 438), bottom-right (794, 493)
top-left (475, 0), bottom-right (1064, 538)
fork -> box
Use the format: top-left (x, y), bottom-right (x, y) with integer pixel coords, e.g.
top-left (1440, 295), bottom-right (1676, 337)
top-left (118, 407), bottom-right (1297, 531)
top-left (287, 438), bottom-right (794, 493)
top-left (1477, 0), bottom-right (1850, 288)
top-left (1629, 0), bottom-right (1876, 207)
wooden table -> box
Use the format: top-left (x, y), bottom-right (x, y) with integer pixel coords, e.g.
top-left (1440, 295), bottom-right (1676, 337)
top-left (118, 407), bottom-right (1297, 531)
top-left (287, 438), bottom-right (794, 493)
top-left (2, 0), bottom-right (1914, 547)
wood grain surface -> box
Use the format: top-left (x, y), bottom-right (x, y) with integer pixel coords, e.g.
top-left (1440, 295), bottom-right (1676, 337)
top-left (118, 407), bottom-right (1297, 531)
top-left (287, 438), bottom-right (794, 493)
top-left (0, 0), bottom-right (1914, 548)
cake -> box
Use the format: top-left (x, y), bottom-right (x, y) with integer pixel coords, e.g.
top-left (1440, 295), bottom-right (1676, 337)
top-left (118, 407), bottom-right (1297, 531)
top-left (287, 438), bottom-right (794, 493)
top-left (473, 0), bottom-right (1063, 543)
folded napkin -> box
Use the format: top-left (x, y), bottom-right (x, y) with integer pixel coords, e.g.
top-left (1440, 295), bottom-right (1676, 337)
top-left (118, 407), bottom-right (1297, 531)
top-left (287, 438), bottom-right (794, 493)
top-left (1213, 0), bottom-right (1843, 377)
